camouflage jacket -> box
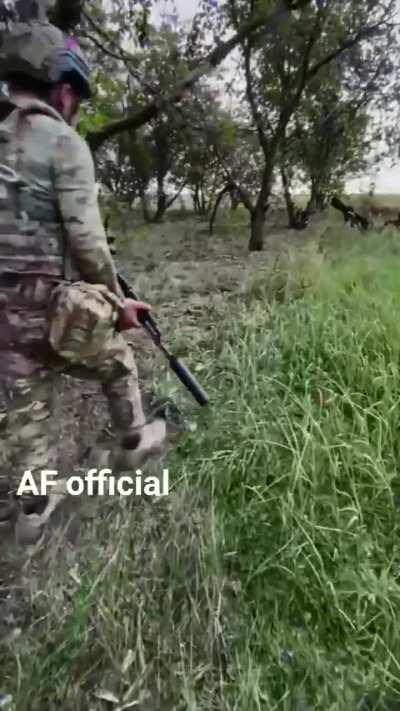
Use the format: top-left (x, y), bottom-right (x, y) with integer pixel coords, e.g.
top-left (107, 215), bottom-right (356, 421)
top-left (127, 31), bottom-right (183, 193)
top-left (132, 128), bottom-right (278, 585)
top-left (0, 94), bottom-right (122, 294)
top-left (0, 94), bottom-right (123, 369)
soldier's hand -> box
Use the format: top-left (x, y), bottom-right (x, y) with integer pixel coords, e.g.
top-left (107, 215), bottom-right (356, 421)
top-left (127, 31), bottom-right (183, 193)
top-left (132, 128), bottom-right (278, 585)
top-left (118, 298), bottom-right (153, 331)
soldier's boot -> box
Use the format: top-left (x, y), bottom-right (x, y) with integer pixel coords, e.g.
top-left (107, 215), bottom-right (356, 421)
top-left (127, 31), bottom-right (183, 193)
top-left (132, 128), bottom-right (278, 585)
top-left (13, 480), bottom-right (68, 546)
top-left (99, 366), bottom-right (168, 472)
top-left (117, 418), bottom-right (167, 470)
top-left (0, 491), bottom-right (62, 546)
top-left (97, 418), bottom-right (167, 472)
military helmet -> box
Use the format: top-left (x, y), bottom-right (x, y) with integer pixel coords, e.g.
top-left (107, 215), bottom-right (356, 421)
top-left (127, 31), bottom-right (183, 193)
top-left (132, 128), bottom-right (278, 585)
top-left (0, 21), bottom-right (92, 99)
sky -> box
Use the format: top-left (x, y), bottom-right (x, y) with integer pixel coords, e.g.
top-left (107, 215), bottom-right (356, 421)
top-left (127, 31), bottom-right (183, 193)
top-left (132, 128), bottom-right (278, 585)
top-left (153, 0), bottom-right (400, 194)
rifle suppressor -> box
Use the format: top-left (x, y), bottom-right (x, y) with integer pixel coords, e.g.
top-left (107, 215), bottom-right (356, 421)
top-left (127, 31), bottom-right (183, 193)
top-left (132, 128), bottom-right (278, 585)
top-left (118, 274), bottom-right (209, 407)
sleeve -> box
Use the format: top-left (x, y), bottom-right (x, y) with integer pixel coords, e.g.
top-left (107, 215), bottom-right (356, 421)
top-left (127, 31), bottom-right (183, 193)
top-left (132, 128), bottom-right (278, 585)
top-left (53, 128), bottom-right (124, 299)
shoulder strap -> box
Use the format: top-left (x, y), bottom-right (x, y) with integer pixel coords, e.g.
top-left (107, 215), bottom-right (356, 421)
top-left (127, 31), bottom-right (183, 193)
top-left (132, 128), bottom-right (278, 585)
top-left (0, 97), bottom-right (64, 213)
top-left (0, 96), bottom-right (65, 124)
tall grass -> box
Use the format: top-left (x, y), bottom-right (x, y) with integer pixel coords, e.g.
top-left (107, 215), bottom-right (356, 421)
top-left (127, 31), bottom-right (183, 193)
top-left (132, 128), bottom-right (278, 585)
top-left (2, 231), bottom-right (400, 710)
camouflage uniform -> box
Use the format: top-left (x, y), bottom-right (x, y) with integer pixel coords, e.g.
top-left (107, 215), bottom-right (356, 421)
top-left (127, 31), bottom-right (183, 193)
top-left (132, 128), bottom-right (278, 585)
top-left (0, 31), bottom-right (165, 536)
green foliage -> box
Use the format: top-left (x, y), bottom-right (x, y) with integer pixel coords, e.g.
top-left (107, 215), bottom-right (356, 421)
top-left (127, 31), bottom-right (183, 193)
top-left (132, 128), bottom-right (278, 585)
top-left (220, 0), bottom-right (399, 232)
top-left (289, 70), bottom-right (372, 208)
top-left (179, 230), bottom-right (400, 707)
top-left (78, 70), bottom-right (126, 137)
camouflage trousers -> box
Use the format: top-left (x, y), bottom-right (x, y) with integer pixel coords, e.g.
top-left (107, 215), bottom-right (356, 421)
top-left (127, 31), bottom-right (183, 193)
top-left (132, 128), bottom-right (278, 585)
top-left (0, 342), bottom-right (145, 491)
top-left (0, 282), bottom-right (164, 500)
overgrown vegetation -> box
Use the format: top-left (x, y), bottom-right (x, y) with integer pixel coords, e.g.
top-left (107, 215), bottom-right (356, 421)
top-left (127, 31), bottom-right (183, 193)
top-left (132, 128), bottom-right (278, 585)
top-left (3, 226), bottom-right (400, 710)
top-left (1, 1), bottom-right (400, 707)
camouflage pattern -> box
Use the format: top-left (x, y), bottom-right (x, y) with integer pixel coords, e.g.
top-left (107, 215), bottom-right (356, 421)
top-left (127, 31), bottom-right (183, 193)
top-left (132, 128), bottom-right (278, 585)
top-left (0, 94), bottom-right (165, 540)
top-left (49, 281), bottom-right (125, 360)
top-left (47, 280), bottom-right (148, 442)
top-left (0, 95), bottom-right (122, 294)
top-left (0, 332), bottom-right (148, 497)
top-left (0, 21), bottom-right (90, 94)
top-left (0, 368), bottom-right (56, 475)
top-left (0, 22), bottom-right (67, 84)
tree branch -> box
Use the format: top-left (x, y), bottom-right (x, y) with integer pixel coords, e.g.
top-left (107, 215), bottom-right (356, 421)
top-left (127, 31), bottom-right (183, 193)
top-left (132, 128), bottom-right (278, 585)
top-left (165, 178), bottom-right (188, 210)
top-left (306, 20), bottom-right (391, 82)
top-left (242, 40), bottom-right (270, 155)
top-left (86, 0), bottom-right (312, 152)
top-left (80, 29), bottom-right (158, 96)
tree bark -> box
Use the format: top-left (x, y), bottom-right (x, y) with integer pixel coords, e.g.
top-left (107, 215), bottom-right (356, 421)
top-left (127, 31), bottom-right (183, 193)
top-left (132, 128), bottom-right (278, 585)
top-left (199, 181), bottom-right (207, 214)
top-left (248, 163), bottom-right (273, 251)
top-left (230, 186), bottom-right (240, 211)
top-left (193, 185), bottom-right (200, 213)
top-left (281, 167), bottom-right (298, 227)
top-left (308, 179), bottom-right (327, 211)
top-left (209, 184), bottom-right (231, 235)
top-left (140, 191), bottom-right (151, 223)
top-left (249, 208), bottom-right (266, 252)
top-left (152, 175), bottom-right (167, 223)
top-left (152, 179), bottom-right (187, 222)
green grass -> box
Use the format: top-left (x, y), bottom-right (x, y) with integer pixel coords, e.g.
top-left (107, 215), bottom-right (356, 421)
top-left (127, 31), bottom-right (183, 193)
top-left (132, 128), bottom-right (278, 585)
top-left (3, 230), bottom-right (400, 709)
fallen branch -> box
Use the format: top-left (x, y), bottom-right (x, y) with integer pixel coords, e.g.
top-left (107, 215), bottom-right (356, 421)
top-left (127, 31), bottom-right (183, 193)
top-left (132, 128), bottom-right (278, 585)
top-left (331, 196), bottom-right (369, 232)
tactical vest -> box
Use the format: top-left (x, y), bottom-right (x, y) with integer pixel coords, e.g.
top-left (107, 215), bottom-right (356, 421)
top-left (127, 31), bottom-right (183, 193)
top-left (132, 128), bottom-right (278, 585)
top-left (0, 98), bottom-right (69, 358)
top-left (0, 97), bottom-right (66, 311)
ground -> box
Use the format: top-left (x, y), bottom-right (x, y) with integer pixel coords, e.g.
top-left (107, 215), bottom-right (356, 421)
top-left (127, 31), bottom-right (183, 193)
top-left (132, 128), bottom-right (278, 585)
top-left (0, 208), bottom-right (290, 639)
top-left (2, 202), bottom-right (400, 710)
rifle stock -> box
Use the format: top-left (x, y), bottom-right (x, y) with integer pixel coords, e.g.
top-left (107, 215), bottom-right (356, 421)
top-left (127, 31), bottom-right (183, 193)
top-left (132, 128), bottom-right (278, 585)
top-left (117, 273), bottom-right (209, 408)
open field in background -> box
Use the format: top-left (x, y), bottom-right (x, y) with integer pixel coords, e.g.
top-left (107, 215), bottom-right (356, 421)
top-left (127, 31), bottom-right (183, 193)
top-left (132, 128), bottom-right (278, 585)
top-left (3, 206), bottom-right (400, 709)
top-left (354, 194), bottom-right (400, 209)
top-left (294, 194), bottom-right (400, 212)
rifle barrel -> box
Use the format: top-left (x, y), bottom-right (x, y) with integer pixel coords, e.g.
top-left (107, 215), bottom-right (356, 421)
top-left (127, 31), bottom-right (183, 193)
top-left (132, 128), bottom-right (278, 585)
top-left (117, 273), bottom-right (209, 407)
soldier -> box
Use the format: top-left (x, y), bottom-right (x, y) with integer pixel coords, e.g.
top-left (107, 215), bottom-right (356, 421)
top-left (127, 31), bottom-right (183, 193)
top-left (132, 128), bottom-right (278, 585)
top-left (0, 21), bottom-right (166, 543)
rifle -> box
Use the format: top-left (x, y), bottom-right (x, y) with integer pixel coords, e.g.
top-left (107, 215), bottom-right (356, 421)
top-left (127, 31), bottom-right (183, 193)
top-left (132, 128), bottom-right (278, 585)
top-left (117, 273), bottom-right (209, 408)
top-left (331, 196), bottom-right (369, 232)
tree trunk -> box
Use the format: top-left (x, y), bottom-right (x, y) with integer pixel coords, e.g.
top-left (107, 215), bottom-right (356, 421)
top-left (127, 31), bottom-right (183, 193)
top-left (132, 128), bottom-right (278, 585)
top-left (140, 191), bottom-right (151, 223)
top-left (193, 186), bottom-right (200, 213)
top-left (152, 174), bottom-right (167, 223)
top-left (249, 208), bottom-right (265, 252)
top-left (281, 167), bottom-right (298, 227)
top-left (153, 193), bottom-right (167, 223)
top-left (230, 187), bottom-right (240, 211)
top-left (199, 183), bottom-right (207, 214)
top-left (248, 165), bottom-right (273, 251)
top-left (209, 184), bottom-right (231, 235)
top-left (308, 179), bottom-right (327, 212)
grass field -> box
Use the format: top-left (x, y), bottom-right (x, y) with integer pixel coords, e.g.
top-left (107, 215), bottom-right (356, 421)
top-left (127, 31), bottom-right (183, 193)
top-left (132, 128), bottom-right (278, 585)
top-left (2, 215), bottom-right (400, 709)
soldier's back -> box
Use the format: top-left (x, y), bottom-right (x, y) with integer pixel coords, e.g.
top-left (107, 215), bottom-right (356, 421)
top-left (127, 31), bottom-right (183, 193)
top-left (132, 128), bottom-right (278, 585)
top-left (0, 96), bottom-right (84, 224)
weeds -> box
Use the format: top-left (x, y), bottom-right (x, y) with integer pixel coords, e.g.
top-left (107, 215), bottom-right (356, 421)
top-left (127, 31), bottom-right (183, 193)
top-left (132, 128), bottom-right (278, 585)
top-left (2, 230), bottom-right (400, 709)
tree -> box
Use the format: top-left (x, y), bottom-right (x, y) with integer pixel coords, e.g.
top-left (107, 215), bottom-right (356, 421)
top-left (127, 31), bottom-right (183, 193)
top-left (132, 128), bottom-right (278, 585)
top-left (1, 0), bottom-right (314, 149)
top-left (293, 28), bottom-right (396, 212)
top-left (79, 0), bottom-right (313, 149)
top-left (221, 0), bottom-right (398, 250)
top-left (301, 96), bottom-right (370, 212)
